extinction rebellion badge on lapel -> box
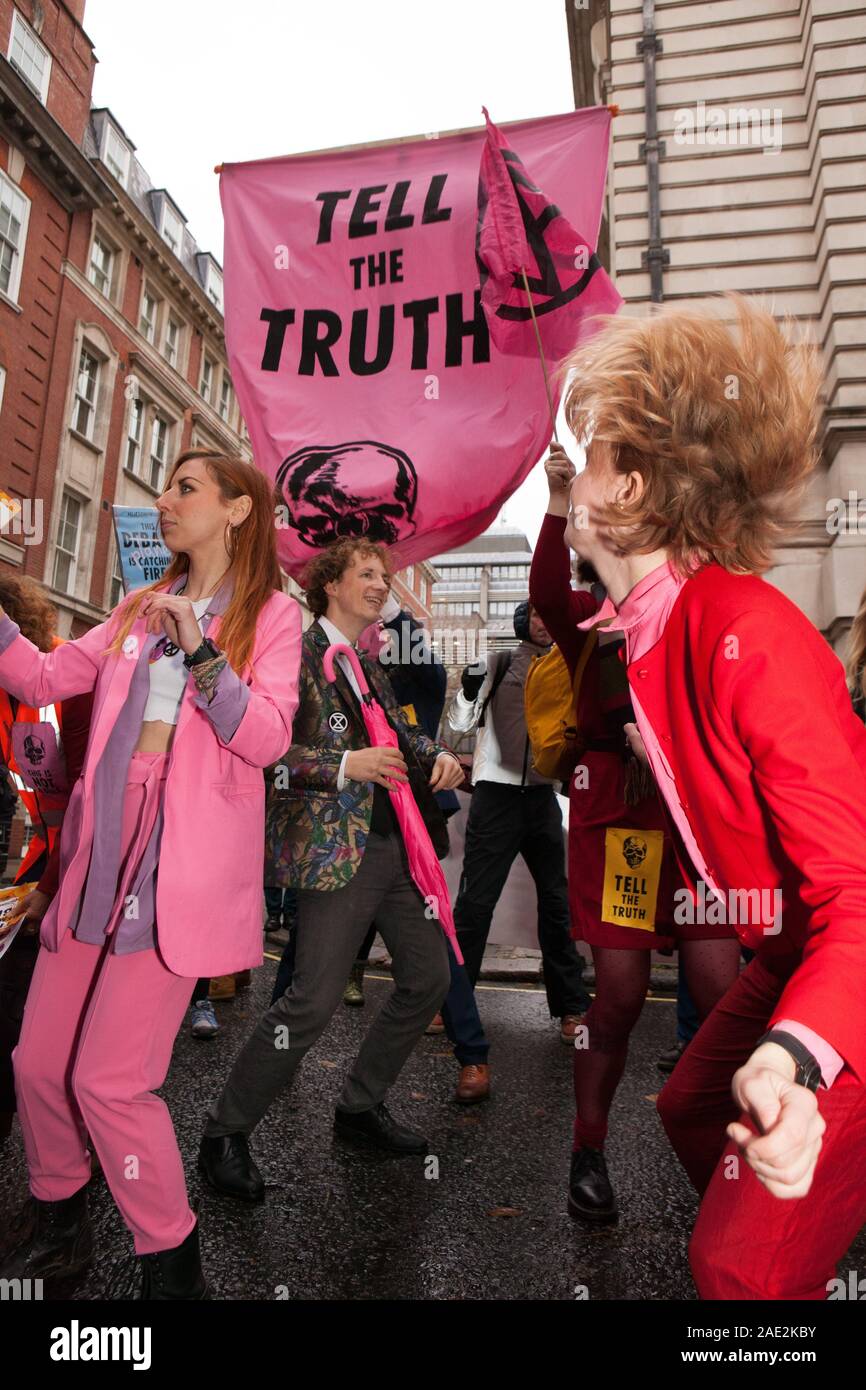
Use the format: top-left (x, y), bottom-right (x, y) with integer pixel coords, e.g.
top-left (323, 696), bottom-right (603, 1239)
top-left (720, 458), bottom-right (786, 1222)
top-left (329, 712), bottom-right (349, 734)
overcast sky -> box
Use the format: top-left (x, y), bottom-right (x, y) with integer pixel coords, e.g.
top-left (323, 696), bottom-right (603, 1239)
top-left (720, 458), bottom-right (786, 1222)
top-left (85, 0), bottom-right (581, 545)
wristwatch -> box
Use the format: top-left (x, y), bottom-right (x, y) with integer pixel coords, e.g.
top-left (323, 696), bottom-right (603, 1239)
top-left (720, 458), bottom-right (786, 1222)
top-left (754, 1029), bottom-right (822, 1092)
top-left (183, 637), bottom-right (221, 669)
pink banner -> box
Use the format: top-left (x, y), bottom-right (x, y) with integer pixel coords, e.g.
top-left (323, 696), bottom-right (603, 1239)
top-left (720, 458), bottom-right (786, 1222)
top-left (220, 108), bottom-right (614, 579)
top-left (477, 109), bottom-right (622, 360)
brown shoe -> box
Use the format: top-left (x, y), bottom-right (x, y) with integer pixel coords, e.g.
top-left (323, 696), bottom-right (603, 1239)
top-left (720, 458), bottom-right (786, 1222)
top-left (560, 1014), bottom-right (585, 1045)
top-left (454, 1064), bottom-right (491, 1105)
top-left (208, 975), bottom-right (236, 1000)
top-left (425, 1012), bottom-right (445, 1035)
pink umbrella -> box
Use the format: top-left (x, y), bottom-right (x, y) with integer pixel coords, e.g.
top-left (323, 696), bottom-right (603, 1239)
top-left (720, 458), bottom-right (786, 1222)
top-left (323, 642), bottom-right (461, 964)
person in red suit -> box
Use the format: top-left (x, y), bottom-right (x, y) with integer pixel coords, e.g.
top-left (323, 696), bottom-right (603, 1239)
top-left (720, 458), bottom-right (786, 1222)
top-left (558, 293), bottom-right (865, 1301)
top-left (529, 477), bottom-right (739, 1224)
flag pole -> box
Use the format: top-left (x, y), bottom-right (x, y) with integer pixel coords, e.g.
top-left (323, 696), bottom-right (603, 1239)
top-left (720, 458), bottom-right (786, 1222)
top-left (519, 265), bottom-right (558, 443)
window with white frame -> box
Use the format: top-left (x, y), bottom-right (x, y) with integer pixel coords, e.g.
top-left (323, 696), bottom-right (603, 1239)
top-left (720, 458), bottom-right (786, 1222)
top-left (8, 11), bottom-right (51, 104)
top-left (139, 288), bottom-right (160, 344)
top-left (164, 315), bottom-right (182, 369)
top-left (125, 396), bottom-right (145, 473)
top-left (71, 348), bottom-right (99, 439)
top-left (200, 355), bottom-right (215, 405)
top-left (88, 234), bottom-right (114, 298)
top-left (206, 266), bottom-right (223, 313)
top-left (218, 371), bottom-right (233, 422)
top-left (109, 538), bottom-right (125, 609)
top-left (149, 415), bottom-right (169, 491)
top-left (161, 204), bottom-right (183, 256)
top-left (104, 126), bottom-right (130, 188)
top-left (0, 171), bottom-right (30, 303)
top-left (52, 492), bottom-right (82, 594)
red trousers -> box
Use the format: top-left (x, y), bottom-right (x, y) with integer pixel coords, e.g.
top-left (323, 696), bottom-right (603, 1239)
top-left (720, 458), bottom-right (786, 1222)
top-left (658, 955), bottom-right (866, 1299)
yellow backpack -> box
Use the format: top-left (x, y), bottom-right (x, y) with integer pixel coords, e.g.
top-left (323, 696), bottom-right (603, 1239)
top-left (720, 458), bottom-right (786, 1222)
top-left (523, 632), bottom-right (597, 781)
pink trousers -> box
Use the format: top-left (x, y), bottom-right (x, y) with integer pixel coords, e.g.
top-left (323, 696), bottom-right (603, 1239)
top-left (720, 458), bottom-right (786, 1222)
top-left (12, 751), bottom-right (197, 1255)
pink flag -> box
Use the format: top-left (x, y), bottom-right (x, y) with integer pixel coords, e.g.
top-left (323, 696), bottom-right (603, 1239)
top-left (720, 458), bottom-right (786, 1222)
top-left (477, 109), bottom-right (622, 360)
top-left (220, 108), bottom-right (616, 580)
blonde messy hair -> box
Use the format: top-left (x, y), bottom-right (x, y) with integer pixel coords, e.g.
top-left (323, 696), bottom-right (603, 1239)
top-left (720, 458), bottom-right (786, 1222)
top-left (562, 295), bottom-right (824, 575)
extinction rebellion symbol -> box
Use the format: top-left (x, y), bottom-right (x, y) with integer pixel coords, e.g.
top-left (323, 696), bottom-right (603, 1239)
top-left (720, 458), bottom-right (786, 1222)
top-left (329, 712), bottom-right (349, 733)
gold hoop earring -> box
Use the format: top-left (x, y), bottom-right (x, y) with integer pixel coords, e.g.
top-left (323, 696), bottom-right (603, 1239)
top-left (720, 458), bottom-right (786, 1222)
top-left (224, 521), bottom-right (236, 557)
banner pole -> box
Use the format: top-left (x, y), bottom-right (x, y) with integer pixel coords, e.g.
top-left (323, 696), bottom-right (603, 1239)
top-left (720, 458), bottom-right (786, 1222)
top-left (519, 265), bottom-right (559, 443)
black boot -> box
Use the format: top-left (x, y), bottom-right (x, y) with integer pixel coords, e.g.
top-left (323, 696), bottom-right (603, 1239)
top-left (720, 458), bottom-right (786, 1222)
top-left (197, 1133), bottom-right (265, 1202)
top-left (0, 1187), bottom-right (93, 1281)
top-left (334, 1102), bottom-right (428, 1155)
top-left (139, 1220), bottom-right (210, 1300)
top-left (567, 1147), bottom-right (618, 1224)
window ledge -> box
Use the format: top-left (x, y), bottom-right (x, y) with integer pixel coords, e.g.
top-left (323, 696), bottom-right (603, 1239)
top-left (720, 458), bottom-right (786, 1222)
top-left (68, 428), bottom-right (102, 454)
top-left (122, 467), bottom-right (162, 499)
top-left (0, 288), bottom-right (22, 315)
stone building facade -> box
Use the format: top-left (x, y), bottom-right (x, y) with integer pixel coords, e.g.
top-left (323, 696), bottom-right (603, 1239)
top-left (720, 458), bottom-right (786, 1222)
top-left (566, 0), bottom-right (866, 654)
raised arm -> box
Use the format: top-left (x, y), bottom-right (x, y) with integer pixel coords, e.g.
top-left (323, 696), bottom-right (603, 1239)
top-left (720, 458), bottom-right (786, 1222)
top-left (0, 607), bottom-right (121, 705)
top-left (529, 512), bottom-right (598, 669)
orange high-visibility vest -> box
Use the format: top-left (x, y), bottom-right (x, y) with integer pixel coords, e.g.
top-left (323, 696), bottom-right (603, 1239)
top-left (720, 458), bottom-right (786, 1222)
top-left (0, 636), bottom-right (68, 884)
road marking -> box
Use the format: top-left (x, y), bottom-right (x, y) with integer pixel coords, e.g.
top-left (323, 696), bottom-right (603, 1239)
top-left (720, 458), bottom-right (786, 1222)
top-left (262, 953), bottom-right (676, 1003)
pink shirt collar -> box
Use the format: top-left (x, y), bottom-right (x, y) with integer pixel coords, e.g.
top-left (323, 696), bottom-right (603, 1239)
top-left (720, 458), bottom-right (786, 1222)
top-left (576, 558), bottom-right (686, 664)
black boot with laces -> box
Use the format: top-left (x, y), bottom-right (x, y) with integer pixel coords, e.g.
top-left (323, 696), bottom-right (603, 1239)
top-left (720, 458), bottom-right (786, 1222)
top-left (0, 1187), bottom-right (93, 1282)
top-left (567, 1146), bottom-right (619, 1224)
top-left (139, 1220), bottom-right (210, 1300)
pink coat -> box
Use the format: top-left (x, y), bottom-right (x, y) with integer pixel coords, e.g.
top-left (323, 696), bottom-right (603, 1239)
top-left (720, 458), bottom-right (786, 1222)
top-left (0, 588), bottom-right (301, 977)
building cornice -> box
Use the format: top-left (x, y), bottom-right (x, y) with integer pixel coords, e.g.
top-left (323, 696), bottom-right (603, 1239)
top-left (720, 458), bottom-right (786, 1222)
top-left (0, 56), bottom-right (111, 211)
top-left (104, 183), bottom-right (226, 342)
top-left (61, 259), bottom-right (246, 449)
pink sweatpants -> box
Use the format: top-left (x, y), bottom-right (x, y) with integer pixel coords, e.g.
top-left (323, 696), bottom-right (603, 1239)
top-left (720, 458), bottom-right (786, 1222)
top-left (12, 752), bottom-right (197, 1255)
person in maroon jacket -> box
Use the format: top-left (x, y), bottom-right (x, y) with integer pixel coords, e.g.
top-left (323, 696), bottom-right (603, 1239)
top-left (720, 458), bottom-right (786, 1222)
top-left (557, 293), bottom-right (866, 1301)
top-left (530, 456), bottom-right (739, 1225)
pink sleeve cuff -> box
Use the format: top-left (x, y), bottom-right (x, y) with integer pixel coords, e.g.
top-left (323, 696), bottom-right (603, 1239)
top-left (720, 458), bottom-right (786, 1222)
top-left (773, 1019), bottom-right (845, 1089)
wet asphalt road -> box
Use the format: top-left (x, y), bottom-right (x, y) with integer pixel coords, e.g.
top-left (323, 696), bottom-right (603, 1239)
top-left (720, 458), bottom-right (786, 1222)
top-left (2, 957), bottom-right (865, 1302)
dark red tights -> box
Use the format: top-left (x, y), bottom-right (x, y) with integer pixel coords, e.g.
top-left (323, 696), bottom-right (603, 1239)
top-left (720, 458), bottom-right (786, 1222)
top-left (572, 939), bottom-right (741, 1150)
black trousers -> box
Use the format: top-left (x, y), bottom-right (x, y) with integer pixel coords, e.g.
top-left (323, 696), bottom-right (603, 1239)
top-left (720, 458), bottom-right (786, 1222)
top-left (453, 781), bottom-right (590, 1017)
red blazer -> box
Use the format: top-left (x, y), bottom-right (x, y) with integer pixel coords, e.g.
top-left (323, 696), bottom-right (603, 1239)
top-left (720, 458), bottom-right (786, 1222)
top-left (631, 563), bottom-right (866, 1080)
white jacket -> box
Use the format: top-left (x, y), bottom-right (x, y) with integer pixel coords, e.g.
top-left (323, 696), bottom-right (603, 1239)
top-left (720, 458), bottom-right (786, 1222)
top-left (447, 642), bottom-right (557, 788)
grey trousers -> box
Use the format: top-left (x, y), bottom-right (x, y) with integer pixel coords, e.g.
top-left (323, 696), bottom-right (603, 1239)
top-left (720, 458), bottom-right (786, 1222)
top-left (205, 831), bottom-right (451, 1136)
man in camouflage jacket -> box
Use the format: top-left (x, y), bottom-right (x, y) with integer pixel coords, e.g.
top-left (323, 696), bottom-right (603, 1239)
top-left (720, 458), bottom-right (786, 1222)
top-left (265, 618), bottom-right (452, 892)
top-left (200, 540), bottom-right (464, 1186)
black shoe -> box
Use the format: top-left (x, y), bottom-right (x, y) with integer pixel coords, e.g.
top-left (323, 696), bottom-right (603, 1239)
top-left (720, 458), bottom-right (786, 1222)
top-left (264, 916), bottom-right (283, 935)
top-left (0, 1187), bottom-right (93, 1281)
top-left (334, 1102), bottom-right (428, 1155)
top-left (197, 1133), bottom-right (265, 1202)
top-left (139, 1219), bottom-right (210, 1300)
top-left (567, 1147), bottom-right (618, 1224)
top-left (657, 1039), bottom-right (688, 1074)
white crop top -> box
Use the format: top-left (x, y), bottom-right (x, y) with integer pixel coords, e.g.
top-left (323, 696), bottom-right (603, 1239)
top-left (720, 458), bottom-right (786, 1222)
top-left (141, 596), bottom-right (213, 726)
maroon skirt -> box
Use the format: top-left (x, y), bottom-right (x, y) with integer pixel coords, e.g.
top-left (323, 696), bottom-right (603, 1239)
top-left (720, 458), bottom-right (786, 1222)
top-left (567, 750), bottom-right (734, 951)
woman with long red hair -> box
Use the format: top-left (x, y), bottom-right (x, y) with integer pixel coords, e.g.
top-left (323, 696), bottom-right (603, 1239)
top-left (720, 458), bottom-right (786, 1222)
top-left (0, 449), bottom-right (300, 1299)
